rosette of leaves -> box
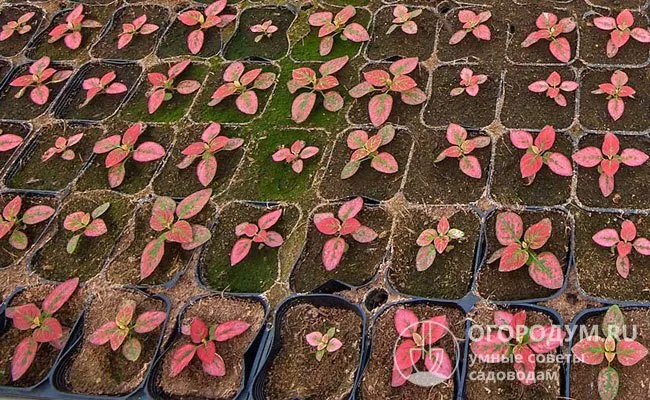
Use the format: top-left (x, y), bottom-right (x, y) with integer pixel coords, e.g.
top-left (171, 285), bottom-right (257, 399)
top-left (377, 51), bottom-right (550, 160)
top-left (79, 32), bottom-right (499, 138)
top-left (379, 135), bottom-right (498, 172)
top-left (449, 10), bottom-right (491, 44)
top-left (305, 327), bottom-right (342, 361)
top-left (177, 0), bottom-right (236, 55)
top-left (79, 71), bottom-right (128, 108)
top-left (341, 125), bottom-right (398, 179)
top-left (250, 20), bottom-right (277, 42)
top-left (63, 202), bottom-right (110, 254)
top-left (48, 4), bottom-right (102, 50)
top-left (41, 133), bottom-right (83, 161)
top-left (591, 70), bottom-right (635, 121)
top-left (593, 9), bottom-right (650, 58)
top-left (272, 140), bottom-right (319, 174)
top-left (0, 11), bottom-right (36, 41)
top-left (230, 209), bottom-right (283, 266)
top-left (386, 6), bottom-right (422, 35)
top-left (509, 126), bottom-right (573, 184)
top-left (147, 60), bottom-right (201, 114)
top-left (209, 62), bottom-right (276, 115)
top-left (434, 124), bottom-right (491, 179)
top-left (415, 217), bottom-right (465, 271)
top-left (308, 6), bottom-right (369, 56)
top-left (592, 220), bottom-right (650, 278)
top-left (9, 56), bottom-right (72, 105)
top-left (521, 12), bottom-right (575, 63)
top-left (118, 14), bottom-right (159, 49)
top-left (528, 71), bottom-right (578, 107)
top-left (0, 195), bottom-right (55, 250)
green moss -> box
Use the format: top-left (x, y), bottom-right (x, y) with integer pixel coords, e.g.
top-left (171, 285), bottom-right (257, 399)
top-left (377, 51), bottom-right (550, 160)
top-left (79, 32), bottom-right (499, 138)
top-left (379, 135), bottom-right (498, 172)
top-left (324, 0), bottom-right (369, 6)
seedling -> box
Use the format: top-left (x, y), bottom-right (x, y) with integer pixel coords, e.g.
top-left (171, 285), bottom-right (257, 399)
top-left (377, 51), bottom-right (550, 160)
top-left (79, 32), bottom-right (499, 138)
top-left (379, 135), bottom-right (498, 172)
top-left (450, 68), bottom-right (487, 97)
top-left (230, 209), bottom-right (284, 266)
top-left (42, 133), bottom-right (83, 161)
top-left (177, 123), bottom-right (244, 187)
top-left (487, 211), bottom-right (564, 289)
top-left (9, 56), bottom-right (72, 105)
top-left (209, 62), bottom-right (276, 115)
top-left (272, 140), bottom-right (319, 173)
top-left (147, 60), bottom-right (201, 114)
top-left (118, 14), bottom-right (159, 49)
top-left (528, 71), bottom-right (578, 107)
top-left (48, 5), bottom-right (102, 50)
top-left (0, 11), bottom-right (35, 41)
top-left (178, 0), bottom-right (235, 54)
top-left (170, 316), bottom-right (250, 377)
top-left (250, 20), bottom-right (277, 42)
top-left (306, 327), bottom-right (342, 361)
top-left (5, 278), bottom-right (79, 381)
top-left (391, 309), bottom-right (452, 387)
top-left (0, 195), bottom-right (55, 250)
top-left (593, 9), bottom-right (650, 58)
top-left (89, 299), bottom-right (166, 361)
top-left (416, 217), bottom-right (465, 271)
top-left (0, 129), bottom-right (23, 153)
top-left (509, 126), bottom-right (573, 184)
top-left (386, 6), bottom-right (422, 35)
top-left (521, 12), bottom-right (575, 63)
top-left (140, 189), bottom-right (213, 279)
top-left (287, 56), bottom-right (348, 123)
top-left (63, 202), bottom-right (110, 254)
top-left (592, 220), bottom-right (650, 278)
top-left (573, 132), bottom-right (648, 197)
top-left (308, 5), bottom-right (369, 56)
top-left (591, 70), bottom-right (635, 121)
top-left (572, 305), bottom-right (648, 400)
top-left (341, 125), bottom-right (398, 179)
top-left (79, 71), bottom-right (128, 108)
top-left (314, 197), bottom-right (377, 271)
top-left (434, 124), bottom-right (490, 179)
top-left (471, 309), bottom-right (565, 385)
top-left (93, 122), bottom-right (166, 188)
top-left (449, 10), bottom-right (492, 44)
top-left (349, 57), bottom-right (426, 127)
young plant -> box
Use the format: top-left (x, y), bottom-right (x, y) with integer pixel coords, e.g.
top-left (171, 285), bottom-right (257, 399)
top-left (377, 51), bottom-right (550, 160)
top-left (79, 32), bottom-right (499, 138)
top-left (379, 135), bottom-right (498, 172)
top-left (314, 197), bottom-right (377, 271)
top-left (471, 309), bottom-right (565, 385)
top-left (391, 309), bottom-right (452, 387)
top-left (572, 305), bottom-right (648, 400)
top-left (48, 4), bottom-right (102, 50)
top-left (305, 327), bottom-right (342, 361)
top-left (341, 125), bottom-right (398, 179)
top-left (487, 212), bottom-right (564, 289)
top-left (140, 189), bottom-right (213, 279)
top-left (521, 12), bottom-right (575, 63)
top-left (93, 122), bottom-right (165, 188)
top-left (170, 317), bottom-right (250, 377)
top-left (63, 202), bottom-right (110, 254)
top-left (591, 70), bottom-right (635, 121)
top-left (349, 57), bottom-right (426, 127)
top-left (208, 62), bottom-right (276, 115)
top-left (573, 132), bottom-right (648, 197)
top-left (593, 9), bottom-right (650, 58)
top-left (449, 10), bottom-right (492, 44)
top-left (178, 0), bottom-right (236, 54)
top-left (9, 56), bottom-right (72, 105)
top-left (416, 217), bottom-right (465, 271)
top-left (147, 60), bottom-right (201, 114)
top-left (230, 209), bottom-right (284, 266)
top-left (509, 126), bottom-right (573, 184)
top-left (89, 299), bottom-right (166, 361)
top-left (287, 56), bottom-right (348, 123)
top-left (41, 133), bottom-right (83, 161)
top-left (0, 195), bottom-right (55, 250)
top-left (308, 5), bottom-right (369, 56)
top-left (0, 11), bottom-right (35, 41)
top-left (434, 123), bottom-right (491, 179)
top-left (5, 278), bottom-right (79, 381)
top-left (250, 20), bottom-right (277, 42)
top-left (592, 220), bottom-right (650, 278)
top-left (528, 71), bottom-right (578, 107)
top-left (118, 14), bottom-right (159, 49)
top-left (79, 71), bottom-right (128, 108)
top-left (272, 140), bottom-right (319, 174)
top-left (0, 129), bottom-right (23, 154)
top-left (386, 6), bottom-right (422, 35)
top-left (450, 68), bottom-right (487, 97)
top-left (177, 123), bottom-right (244, 187)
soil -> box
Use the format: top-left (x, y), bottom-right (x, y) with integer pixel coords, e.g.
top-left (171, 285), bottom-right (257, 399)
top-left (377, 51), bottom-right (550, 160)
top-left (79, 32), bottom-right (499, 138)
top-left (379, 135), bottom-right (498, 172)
top-left (263, 301), bottom-right (363, 400)
top-left (0, 60), bottom-right (10, 83)
top-left (0, 122), bottom-right (30, 173)
top-left (290, 204), bottom-right (392, 293)
top-left (319, 127), bottom-right (412, 201)
top-left (200, 202), bottom-right (300, 294)
top-left (156, 295), bottom-right (266, 400)
top-left (586, 0), bottom-right (647, 7)
top-left (0, 5), bottom-right (44, 57)
top-left (31, 191), bottom-right (135, 282)
top-left (476, 209), bottom-right (571, 301)
top-left (62, 289), bottom-right (166, 396)
top-left (360, 302), bottom-right (466, 399)
top-left (387, 207), bottom-right (480, 299)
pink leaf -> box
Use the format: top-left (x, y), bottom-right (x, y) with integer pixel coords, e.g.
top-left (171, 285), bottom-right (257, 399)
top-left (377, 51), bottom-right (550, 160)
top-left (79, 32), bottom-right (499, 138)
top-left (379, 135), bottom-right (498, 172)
top-left (459, 155), bottom-right (482, 179)
top-left (499, 244), bottom-right (528, 272)
top-left (616, 339), bottom-right (648, 366)
top-left (322, 237), bottom-right (345, 271)
top-left (42, 278), bottom-right (79, 315)
top-left (593, 228), bottom-right (620, 247)
top-left (236, 91), bottom-right (259, 115)
top-left (176, 189), bottom-right (212, 220)
top-left (187, 29), bottom-right (204, 54)
top-left (571, 336), bottom-right (605, 365)
top-left (546, 152), bottom-right (573, 177)
top-left (230, 238), bottom-right (252, 265)
top-left (213, 320), bottom-right (250, 342)
top-left (528, 252), bottom-right (564, 289)
top-left (133, 142), bottom-right (165, 162)
top-left (197, 155), bottom-right (217, 187)
top-left (523, 218), bottom-right (552, 249)
top-left (291, 92), bottom-right (317, 124)
top-left (470, 331), bottom-right (510, 362)
top-left (549, 37), bottom-right (571, 63)
top-left (619, 148), bottom-right (648, 167)
top-left (495, 212), bottom-right (523, 246)
top-left (11, 336), bottom-right (37, 381)
top-left (140, 238), bottom-right (165, 279)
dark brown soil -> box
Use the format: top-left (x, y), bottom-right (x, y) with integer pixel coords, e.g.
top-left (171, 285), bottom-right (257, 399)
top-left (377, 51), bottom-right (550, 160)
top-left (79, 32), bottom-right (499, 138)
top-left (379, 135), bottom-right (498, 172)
top-left (360, 302), bottom-right (466, 399)
top-left (264, 301), bottom-right (362, 400)
top-left (388, 207), bottom-right (480, 299)
top-left (0, 5), bottom-right (43, 57)
top-left (0, 122), bottom-right (30, 172)
top-left (476, 209), bottom-right (571, 301)
top-left (0, 60), bottom-right (11, 83)
top-left (157, 295), bottom-right (266, 400)
top-left (290, 204), bottom-right (392, 293)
